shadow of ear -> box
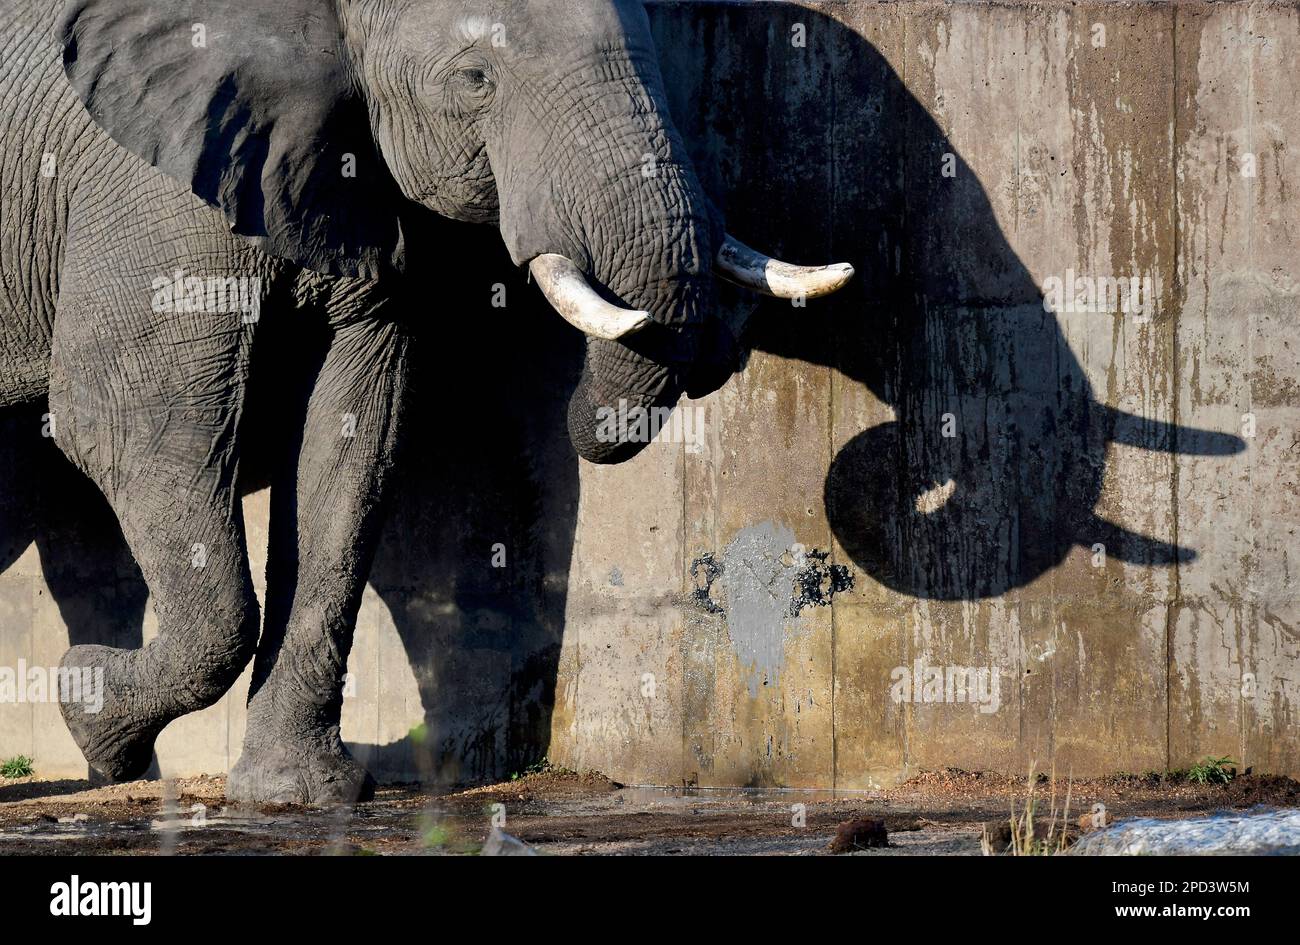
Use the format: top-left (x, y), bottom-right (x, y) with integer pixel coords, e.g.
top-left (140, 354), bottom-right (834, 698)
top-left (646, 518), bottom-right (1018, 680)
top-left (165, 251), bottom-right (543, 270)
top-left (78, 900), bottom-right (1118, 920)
top-left (1105, 406), bottom-right (1247, 456)
top-left (1082, 515), bottom-right (1196, 566)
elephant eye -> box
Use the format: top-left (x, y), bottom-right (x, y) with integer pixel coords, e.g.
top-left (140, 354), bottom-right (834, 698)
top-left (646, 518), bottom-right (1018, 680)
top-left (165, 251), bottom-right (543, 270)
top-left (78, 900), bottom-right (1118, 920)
top-left (453, 65), bottom-right (493, 95)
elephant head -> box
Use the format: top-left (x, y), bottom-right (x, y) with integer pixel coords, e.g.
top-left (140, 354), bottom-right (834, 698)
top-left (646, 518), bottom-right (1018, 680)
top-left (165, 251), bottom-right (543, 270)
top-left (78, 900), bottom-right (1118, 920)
top-left (58, 0), bottom-right (853, 463)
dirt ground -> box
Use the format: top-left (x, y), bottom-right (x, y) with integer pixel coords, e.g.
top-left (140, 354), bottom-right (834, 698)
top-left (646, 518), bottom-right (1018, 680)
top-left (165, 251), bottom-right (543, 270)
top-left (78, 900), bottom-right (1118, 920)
top-left (1, 767), bottom-right (1297, 855)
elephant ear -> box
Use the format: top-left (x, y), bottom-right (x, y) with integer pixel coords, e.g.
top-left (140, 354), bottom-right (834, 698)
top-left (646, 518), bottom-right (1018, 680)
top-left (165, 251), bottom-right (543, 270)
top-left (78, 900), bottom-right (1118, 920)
top-left (58, 0), bottom-right (407, 278)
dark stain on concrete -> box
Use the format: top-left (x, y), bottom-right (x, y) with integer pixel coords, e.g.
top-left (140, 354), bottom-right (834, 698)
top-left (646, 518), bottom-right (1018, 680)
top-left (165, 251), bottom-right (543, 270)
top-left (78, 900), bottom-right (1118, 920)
top-left (788, 549), bottom-right (854, 616)
top-left (689, 551), bottom-right (724, 614)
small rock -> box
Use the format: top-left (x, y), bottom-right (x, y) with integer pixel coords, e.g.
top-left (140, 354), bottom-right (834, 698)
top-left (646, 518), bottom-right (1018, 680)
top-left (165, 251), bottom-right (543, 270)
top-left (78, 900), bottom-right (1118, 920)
top-left (482, 828), bottom-right (538, 856)
top-left (983, 819), bottom-right (1014, 852)
top-left (57, 813), bottom-right (89, 824)
top-left (1078, 809), bottom-right (1113, 832)
top-left (828, 817), bottom-right (888, 853)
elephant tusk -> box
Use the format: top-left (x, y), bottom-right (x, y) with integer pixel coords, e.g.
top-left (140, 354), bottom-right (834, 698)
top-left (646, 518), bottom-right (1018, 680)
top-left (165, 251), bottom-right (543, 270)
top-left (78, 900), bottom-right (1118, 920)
top-left (714, 235), bottom-right (855, 300)
top-left (528, 254), bottom-right (653, 341)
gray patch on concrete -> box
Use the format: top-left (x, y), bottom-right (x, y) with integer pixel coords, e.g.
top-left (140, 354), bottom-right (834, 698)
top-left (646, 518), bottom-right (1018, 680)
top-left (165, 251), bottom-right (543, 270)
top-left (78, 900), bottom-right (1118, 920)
top-left (608, 567), bottom-right (624, 587)
top-left (719, 522), bottom-right (799, 697)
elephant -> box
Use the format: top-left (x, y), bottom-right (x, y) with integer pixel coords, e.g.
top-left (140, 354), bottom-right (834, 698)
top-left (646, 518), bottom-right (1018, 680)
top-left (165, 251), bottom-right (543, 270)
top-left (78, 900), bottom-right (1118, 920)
top-left (0, 0), bottom-right (853, 803)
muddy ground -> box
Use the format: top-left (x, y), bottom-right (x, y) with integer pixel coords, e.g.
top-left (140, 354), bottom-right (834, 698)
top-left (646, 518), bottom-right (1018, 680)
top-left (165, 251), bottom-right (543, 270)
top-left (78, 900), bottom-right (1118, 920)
top-left (1, 767), bottom-right (1296, 855)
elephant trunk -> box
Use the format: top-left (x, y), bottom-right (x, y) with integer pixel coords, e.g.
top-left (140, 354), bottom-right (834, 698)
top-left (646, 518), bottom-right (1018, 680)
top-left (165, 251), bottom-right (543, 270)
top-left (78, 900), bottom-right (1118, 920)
top-left (493, 50), bottom-right (721, 464)
top-left (566, 191), bottom-right (716, 464)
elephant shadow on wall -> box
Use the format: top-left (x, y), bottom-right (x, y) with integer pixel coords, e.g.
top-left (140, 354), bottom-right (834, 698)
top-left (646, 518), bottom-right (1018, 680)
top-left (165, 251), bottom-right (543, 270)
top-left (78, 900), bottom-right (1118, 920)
top-left (357, 214), bottom-right (584, 784)
top-left (0, 410), bottom-right (154, 780)
top-left (654, 1), bottom-right (1245, 601)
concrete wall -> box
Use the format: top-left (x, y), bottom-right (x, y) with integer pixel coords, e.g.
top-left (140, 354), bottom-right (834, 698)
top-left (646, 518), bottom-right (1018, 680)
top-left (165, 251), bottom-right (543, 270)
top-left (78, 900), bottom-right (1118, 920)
top-left (3, 0), bottom-right (1298, 786)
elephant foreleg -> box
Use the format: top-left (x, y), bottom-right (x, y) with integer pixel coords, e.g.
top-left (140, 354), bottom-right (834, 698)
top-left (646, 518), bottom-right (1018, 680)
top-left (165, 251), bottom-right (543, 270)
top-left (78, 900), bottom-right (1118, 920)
top-left (49, 202), bottom-right (264, 781)
top-left (228, 312), bottom-right (410, 805)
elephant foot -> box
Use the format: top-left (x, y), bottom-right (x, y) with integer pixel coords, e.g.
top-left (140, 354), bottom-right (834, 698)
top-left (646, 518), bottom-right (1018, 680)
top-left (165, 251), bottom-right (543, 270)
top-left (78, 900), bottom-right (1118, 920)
top-left (227, 739), bottom-right (375, 807)
top-left (59, 644), bottom-right (162, 782)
